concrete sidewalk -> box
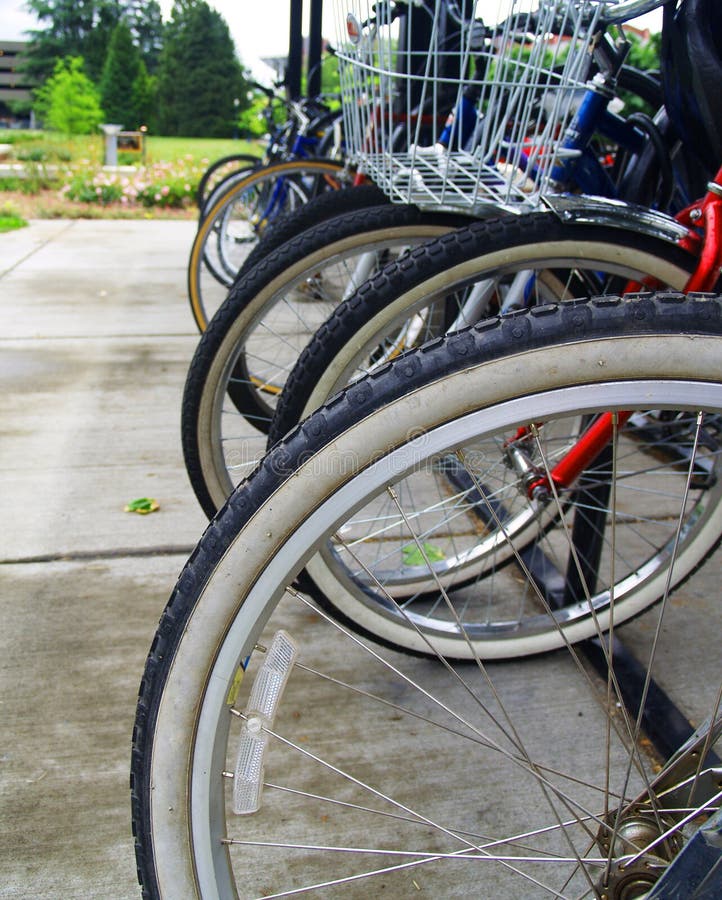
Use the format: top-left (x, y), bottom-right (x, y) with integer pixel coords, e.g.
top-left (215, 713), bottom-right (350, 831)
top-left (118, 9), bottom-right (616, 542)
top-left (1, 218), bottom-right (720, 900)
top-left (1, 219), bottom-right (207, 898)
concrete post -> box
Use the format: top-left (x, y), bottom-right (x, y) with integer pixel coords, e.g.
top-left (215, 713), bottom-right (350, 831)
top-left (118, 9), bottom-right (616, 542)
top-left (100, 124), bottom-right (123, 166)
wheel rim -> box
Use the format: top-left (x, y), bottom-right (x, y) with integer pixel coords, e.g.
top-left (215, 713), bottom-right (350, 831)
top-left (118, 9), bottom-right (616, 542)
top-left (169, 373), bottom-right (722, 896)
top-left (212, 178), bottom-right (310, 283)
top-left (189, 161), bottom-right (345, 330)
top-left (309, 406), bottom-right (721, 649)
top-left (199, 228), bottom-right (455, 502)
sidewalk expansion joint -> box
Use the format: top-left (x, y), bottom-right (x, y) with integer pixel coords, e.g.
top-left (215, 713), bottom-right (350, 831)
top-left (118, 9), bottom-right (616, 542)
top-left (0, 544), bottom-right (196, 565)
top-left (0, 220), bottom-right (77, 281)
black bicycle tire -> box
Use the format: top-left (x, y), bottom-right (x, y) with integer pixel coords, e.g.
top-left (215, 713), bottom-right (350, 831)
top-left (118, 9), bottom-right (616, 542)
top-left (617, 64), bottom-right (663, 112)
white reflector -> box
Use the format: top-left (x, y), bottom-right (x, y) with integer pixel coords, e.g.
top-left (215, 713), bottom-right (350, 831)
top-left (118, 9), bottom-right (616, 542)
top-left (233, 630), bottom-right (298, 814)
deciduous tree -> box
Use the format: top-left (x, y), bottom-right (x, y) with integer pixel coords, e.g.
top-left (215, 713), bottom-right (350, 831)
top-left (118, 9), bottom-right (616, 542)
top-left (34, 56), bottom-right (104, 134)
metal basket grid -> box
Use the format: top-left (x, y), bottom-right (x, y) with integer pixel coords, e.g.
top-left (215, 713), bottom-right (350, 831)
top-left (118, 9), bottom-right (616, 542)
top-left (334, 0), bottom-right (607, 211)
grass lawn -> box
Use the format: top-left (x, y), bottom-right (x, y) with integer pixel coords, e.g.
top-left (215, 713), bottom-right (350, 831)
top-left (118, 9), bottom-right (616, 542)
top-left (0, 212), bottom-right (28, 232)
top-left (145, 135), bottom-right (262, 165)
top-left (2, 130), bottom-right (262, 166)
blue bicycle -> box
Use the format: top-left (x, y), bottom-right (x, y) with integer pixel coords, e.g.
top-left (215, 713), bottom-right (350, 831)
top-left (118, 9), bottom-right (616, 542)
top-left (195, 80), bottom-right (345, 286)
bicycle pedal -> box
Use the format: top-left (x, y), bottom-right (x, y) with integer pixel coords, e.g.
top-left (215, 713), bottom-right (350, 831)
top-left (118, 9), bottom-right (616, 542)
top-left (232, 630), bottom-right (298, 815)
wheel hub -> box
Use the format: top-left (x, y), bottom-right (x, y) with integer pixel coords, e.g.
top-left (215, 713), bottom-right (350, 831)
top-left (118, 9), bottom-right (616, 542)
top-left (595, 811), bottom-right (681, 899)
top-left (598, 854), bottom-right (668, 900)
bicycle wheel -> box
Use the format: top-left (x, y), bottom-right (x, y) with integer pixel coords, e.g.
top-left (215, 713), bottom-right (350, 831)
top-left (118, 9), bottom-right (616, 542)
top-left (183, 203), bottom-right (470, 518)
top-left (198, 162), bottom-right (326, 293)
top-left (189, 159), bottom-right (346, 330)
top-left (234, 182), bottom-right (388, 280)
top-left (267, 212), bottom-right (700, 617)
top-left (132, 292), bottom-right (722, 898)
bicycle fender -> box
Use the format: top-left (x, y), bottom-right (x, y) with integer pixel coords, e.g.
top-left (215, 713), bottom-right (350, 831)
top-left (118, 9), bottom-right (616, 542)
top-left (543, 194), bottom-right (692, 245)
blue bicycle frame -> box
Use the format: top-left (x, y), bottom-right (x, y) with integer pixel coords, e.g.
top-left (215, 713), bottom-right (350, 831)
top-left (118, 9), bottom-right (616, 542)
top-left (437, 73), bottom-right (663, 207)
top-left (256, 130), bottom-right (323, 226)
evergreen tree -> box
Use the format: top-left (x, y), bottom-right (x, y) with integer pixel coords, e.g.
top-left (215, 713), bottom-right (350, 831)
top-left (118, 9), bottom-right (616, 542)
top-left (156, 0), bottom-right (250, 137)
top-left (34, 56), bottom-right (104, 134)
top-left (126, 0), bottom-right (164, 74)
top-left (85, 1), bottom-right (124, 82)
top-left (131, 60), bottom-right (157, 130)
top-left (22, 0), bottom-right (123, 83)
top-left (99, 21), bottom-right (141, 127)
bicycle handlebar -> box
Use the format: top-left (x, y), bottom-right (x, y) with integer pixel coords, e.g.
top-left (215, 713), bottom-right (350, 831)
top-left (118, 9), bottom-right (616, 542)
top-left (248, 81), bottom-right (277, 100)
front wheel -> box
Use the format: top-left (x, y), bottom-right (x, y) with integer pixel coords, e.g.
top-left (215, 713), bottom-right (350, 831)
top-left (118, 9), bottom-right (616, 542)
top-left (133, 292), bottom-right (722, 898)
top-left (271, 211), bottom-right (699, 445)
top-left (196, 154), bottom-right (261, 219)
top-left (267, 212), bottom-right (700, 633)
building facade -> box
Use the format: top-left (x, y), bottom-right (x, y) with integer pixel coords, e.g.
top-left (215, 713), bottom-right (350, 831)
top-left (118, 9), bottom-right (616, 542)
top-left (0, 41), bottom-right (34, 127)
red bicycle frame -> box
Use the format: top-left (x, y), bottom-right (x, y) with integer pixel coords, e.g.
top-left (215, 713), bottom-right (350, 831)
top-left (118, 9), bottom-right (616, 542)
top-left (524, 166), bottom-right (722, 499)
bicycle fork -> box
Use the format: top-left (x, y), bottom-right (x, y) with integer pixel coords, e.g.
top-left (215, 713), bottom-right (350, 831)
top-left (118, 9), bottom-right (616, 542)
top-left (678, 164), bottom-right (722, 293)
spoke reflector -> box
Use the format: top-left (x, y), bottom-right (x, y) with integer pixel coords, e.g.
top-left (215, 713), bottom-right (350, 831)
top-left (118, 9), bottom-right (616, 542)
top-left (233, 631), bottom-right (298, 814)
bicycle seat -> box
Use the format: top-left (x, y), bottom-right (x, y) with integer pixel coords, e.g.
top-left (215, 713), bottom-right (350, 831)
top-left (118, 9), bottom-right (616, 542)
top-left (661, 0), bottom-right (722, 173)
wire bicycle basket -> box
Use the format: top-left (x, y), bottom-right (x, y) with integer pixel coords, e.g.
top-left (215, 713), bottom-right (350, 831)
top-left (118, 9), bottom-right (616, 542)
top-left (335, 0), bottom-right (607, 211)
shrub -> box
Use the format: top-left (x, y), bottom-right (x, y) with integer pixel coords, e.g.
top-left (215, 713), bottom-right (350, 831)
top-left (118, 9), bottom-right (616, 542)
top-left (0, 131), bottom-right (44, 146)
top-left (64, 171), bottom-right (124, 204)
top-left (0, 163), bottom-right (63, 195)
top-left (15, 145), bottom-right (72, 163)
top-left (34, 57), bottom-right (105, 135)
top-left (0, 177), bottom-right (24, 191)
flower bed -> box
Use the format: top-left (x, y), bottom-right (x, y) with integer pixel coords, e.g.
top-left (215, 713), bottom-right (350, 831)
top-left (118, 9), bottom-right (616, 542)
top-left (61, 156), bottom-right (204, 209)
top-left (0, 135), bottom-right (263, 219)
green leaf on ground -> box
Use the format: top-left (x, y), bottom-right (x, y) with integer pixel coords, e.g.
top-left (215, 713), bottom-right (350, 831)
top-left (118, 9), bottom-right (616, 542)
top-left (402, 542), bottom-right (446, 567)
top-left (124, 497), bottom-right (160, 514)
